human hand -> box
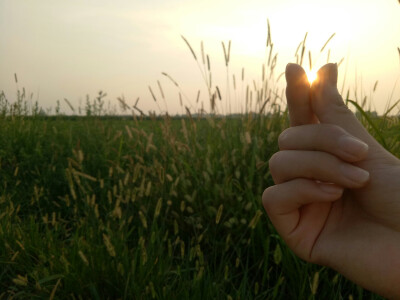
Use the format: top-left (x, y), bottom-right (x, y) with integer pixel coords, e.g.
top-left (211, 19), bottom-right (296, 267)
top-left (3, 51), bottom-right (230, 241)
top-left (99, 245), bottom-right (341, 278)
top-left (262, 63), bottom-right (400, 299)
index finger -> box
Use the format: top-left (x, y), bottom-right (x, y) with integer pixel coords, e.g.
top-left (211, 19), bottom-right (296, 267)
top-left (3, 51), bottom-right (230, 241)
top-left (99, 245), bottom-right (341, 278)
top-left (285, 63), bottom-right (318, 126)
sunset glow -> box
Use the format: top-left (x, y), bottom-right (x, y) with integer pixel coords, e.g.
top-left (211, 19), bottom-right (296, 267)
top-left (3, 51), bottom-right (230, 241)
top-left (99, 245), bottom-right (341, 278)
top-left (306, 69), bottom-right (318, 84)
top-left (0, 0), bottom-right (399, 114)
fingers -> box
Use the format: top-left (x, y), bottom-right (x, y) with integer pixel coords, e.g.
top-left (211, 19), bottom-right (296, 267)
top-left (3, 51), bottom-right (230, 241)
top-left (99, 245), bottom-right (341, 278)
top-left (278, 124), bottom-right (369, 162)
top-left (262, 178), bottom-right (342, 260)
top-left (269, 150), bottom-right (370, 188)
top-left (285, 63), bottom-right (318, 126)
top-left (310, 63), bottom-right (379, 149)
top-left (263, 179), bottom-right (342, 230)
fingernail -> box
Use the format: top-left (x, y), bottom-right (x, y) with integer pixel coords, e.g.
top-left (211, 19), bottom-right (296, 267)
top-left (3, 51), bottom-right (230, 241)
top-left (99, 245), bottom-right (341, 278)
top-left (340, 164), bottom-right (370, 184)
top-left (285, 63), bottom-right (306, 86)
top-left (319, 183), bottom-right (343, 195)
top-left (286, 63), bottom-right (295, 69)
top-left (339, 136), bottom-right (369, 159)
top-left (329, 63), bottom-right (338, 86)
top-left (285, 63), bottom-right (296, 84)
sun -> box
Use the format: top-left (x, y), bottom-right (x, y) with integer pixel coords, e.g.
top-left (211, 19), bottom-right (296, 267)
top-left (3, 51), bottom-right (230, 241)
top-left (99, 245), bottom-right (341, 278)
top-left (306, 69), bottom-right (318, 84)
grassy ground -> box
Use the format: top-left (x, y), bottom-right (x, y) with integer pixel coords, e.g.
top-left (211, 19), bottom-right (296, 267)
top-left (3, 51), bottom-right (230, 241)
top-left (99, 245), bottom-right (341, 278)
top-left (1, 108), bottom-right (397, 299)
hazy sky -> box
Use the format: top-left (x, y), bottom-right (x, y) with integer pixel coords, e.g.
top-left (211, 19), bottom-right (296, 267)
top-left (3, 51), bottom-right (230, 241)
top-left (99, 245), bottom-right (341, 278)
top-left (0, 0), bottom-right (399, 115)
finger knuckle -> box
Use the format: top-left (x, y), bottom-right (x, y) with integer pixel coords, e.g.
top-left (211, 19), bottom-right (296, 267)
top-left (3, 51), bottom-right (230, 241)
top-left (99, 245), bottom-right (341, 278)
top-left (278, 128), bottom-right (291, 149)
top-left (261, 187), bottom-right (276, 214)
top-left (320, 124), bottom-right (345, 139)
top-left (335, 102), bottom-right (354, 117)
top-left (268, 152), bottom-right (282, 176)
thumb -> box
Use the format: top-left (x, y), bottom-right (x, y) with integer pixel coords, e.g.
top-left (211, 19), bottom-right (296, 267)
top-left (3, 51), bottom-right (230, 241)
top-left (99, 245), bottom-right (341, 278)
top-left (311, 63), bottom-right (379, 148)
top-left (285, 63), bottom-right (318, 126)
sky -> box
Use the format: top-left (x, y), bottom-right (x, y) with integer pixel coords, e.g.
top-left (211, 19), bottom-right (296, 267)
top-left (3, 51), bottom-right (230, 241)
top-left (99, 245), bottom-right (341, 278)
top-left (0, 0), bottom-right (399, 115)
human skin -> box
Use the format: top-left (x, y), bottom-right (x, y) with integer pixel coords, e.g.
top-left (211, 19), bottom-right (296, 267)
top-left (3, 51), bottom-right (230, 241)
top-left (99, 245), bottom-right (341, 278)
top-left (262, 63), bottom-right (400, 299)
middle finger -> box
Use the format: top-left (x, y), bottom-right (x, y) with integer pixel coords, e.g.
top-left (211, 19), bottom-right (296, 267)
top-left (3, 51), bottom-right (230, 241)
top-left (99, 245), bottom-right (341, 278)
top-left (269, 150), bottom-right (370, 188)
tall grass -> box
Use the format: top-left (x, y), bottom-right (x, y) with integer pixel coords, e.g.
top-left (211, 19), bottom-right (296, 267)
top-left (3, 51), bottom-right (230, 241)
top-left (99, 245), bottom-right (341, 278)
top-left (1, 24), bottom-right (399, 299)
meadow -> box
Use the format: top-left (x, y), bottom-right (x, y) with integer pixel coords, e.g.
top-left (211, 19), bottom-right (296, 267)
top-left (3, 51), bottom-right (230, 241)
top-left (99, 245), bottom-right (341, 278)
top-left (1, 32), bottom-right (399, 299)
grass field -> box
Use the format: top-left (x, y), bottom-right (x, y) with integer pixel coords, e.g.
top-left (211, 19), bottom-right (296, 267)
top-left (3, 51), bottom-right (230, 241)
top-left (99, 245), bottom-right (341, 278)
top-left (1, 33), bottom-right (399, 299)
top-left (1, 104), bottom-right (399, 299)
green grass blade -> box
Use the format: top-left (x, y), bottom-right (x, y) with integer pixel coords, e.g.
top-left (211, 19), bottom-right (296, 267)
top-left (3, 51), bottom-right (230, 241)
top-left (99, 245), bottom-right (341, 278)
top-left (347, 99), bottom-right (388, 149)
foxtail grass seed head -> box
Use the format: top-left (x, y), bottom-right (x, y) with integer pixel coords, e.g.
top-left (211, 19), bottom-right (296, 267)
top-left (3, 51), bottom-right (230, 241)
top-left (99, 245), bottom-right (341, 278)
top-left (222, 41), bottom-right (228, 66)
top-left (145, 181), bottom-right (152, 196)
top-left (162, 72), bottom-right (179, 87)
top-left (196, 266), bottom-right (204, 281)
top-left (180, 200), bottom-right (185, 212)
top-left (270, 54), bottom-right (277, 76)
top-left (201, 41), bottom-right (205, 65)
top-left (112, 206), bottom-right (122, 219)
top-left (267, 43), bottom-right (274, 65)
top-left (235, 257), bottom-right (240, 268)
top-left (228, 40), bottom-right (231, 63)
top-left (103, 234), bottom-right (116, 257)
top-left (154, 197), bottom-right (162, 219)
top-left (397, 47), bottom-right (400, 62)
top-left (262, 64), bottom-right (265, 82)
top-left (196, 90), bottom-right (200, 103)
top-left (123, 172), bottom-right (130, 185)
top-left (12, 275), bottom-right (28, 286)
top-left (267, 18), bottom-right (271, 47)
top-left (248, 210), bottom-right (262, 229)
top-left (181, 35), bottom-right (197, 60)
top-left (78, 250), bottom-right (89, 266)
top-left (157, 80), bottom-right (165, 100)
top-left (181, 241), bottom-right (185, 258)
top-left (320, 33), bottom-right (336, 52)
top-left (274, 244), bottom-right (282, 265)
top-left (141, 246), bottom-right (148, 265)
top-left (64, 98), bottom-right (75, 112)
top-left (11, 251), bottom-right (20, 262)
top-left (148, 86), bottom-right (157, 102)
top-left (216, 86), bottom-right (222, 100)
top-left (222, 40), bottom-right (231, 67)
top-left (245, 132), bottom-right (251, 144)
top-left (311, 271), bottom-right (320, 295)
top-left (139, 210), bottom-right (148, 229)
top-left (373, 80), bottom-right (379, 92)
